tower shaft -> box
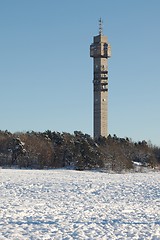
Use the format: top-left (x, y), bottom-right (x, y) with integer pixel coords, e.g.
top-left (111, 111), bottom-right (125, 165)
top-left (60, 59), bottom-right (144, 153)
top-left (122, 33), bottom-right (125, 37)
top-left (90, 25), bottom-right (111, 139)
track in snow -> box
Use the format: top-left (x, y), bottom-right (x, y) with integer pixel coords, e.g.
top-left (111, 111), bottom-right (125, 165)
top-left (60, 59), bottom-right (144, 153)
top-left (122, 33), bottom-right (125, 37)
top-left (0, 169), bottom-right (160, 239)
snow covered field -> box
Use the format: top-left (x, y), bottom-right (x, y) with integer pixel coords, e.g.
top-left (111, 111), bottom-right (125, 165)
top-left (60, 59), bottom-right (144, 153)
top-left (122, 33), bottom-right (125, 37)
top-left (0, 169), bottom-right (160, 240)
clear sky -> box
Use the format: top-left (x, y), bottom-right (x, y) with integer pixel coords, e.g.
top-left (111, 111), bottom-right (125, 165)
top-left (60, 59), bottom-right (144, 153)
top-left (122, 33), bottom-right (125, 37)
top-left (0, 0), bottom-right (160, 146)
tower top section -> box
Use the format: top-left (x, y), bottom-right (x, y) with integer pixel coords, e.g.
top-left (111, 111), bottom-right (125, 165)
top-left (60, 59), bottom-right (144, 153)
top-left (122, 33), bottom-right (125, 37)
top-left (99, 18), bottom-right (103, 35)
top-left (90, 19), bottom-right (111, 58)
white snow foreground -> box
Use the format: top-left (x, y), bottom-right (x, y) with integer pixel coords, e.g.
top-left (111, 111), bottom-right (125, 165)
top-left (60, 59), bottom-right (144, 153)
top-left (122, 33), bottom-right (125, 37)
top-left (0, 169), bottom-right (160, 240)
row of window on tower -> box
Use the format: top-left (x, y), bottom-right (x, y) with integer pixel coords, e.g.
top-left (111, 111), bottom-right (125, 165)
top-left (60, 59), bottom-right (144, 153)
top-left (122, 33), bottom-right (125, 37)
top-left (94, 83), bottom-right (108, 92)
top-left (94, 73), bottom-right (108, 80)
top-left (90, 43), bottom-right (111, 58)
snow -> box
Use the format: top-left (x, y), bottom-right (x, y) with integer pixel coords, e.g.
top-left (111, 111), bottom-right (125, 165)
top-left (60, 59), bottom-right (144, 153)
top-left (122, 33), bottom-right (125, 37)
top-left (0, 169), bottom-right (160, 240)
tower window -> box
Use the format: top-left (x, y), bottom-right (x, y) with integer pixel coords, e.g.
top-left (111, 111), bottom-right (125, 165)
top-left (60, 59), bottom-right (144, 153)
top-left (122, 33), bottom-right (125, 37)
top-left (102, 85), bottom-right (108, 89)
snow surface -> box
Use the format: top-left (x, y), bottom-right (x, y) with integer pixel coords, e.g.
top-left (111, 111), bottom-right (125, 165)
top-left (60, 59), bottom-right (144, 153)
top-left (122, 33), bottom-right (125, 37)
top-left (0, 169), bottom-right (160, 240)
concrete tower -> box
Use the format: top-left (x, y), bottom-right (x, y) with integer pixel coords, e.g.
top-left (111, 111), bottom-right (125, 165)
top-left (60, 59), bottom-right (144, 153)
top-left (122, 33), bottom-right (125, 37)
top-left (90, 19), bottom-right (111, 139)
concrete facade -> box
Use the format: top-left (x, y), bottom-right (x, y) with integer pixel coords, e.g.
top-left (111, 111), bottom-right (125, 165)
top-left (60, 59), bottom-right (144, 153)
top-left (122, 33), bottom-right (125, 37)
top-left (90, 25), bottom-right (111, 139)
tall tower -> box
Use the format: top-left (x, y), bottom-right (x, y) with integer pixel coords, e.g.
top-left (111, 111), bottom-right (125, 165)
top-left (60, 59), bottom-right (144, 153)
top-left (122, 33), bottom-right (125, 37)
top-left (90, 19), bottom-right (111, 139)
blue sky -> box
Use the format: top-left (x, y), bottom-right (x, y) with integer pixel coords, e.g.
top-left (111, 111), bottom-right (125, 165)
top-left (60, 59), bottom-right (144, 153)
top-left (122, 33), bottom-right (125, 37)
top-left (0, 0), bottom-right (160, 146)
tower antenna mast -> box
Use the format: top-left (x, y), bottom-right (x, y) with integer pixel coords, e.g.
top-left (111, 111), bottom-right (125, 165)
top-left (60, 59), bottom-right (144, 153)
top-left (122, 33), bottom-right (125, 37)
top-left (99, 18), bottom-right (103, 35)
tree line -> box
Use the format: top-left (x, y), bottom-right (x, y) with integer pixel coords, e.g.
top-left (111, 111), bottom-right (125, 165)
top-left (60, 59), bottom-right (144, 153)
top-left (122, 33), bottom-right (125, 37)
top-left (0, 130), bottom-right (159, 171)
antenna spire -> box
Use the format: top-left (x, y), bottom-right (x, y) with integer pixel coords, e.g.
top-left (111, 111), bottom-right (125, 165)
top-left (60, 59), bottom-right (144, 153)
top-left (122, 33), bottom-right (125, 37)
top-left (99, 18), bottom-right (103, 35)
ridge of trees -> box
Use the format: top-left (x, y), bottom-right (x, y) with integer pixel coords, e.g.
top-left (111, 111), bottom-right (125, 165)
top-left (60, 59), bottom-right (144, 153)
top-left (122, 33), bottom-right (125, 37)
top-left (0, 130), bottom-right (159, 171)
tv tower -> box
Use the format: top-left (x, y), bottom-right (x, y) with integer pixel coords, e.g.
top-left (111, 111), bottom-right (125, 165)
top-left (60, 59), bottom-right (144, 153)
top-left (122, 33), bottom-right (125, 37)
top-left (90, 19), bottom-right (111, 138)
